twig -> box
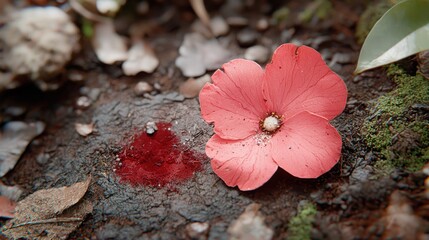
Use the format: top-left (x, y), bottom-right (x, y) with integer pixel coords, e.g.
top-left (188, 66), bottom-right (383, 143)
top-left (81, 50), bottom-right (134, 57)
top-left (9, 217), bottom-right (83, 229)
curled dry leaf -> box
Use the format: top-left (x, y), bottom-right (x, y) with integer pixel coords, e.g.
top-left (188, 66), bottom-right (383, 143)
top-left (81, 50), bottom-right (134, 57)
top-left (179, 74), bottom-right (211, 98)
top-left (122, 40), bottom-right (159, 75)
top-left (92, 20), bottom-right (128, 64)
top-left (0, 196), bottom-right (16, 218)
top-left (0, 121), bottom-right (45, 177)
top-left (0, 6), bottom-right (80, 91)
top-left (75, 123), bottom-right (94, 137)
top-left (228, 203), bottom-right (274, 240)
top-left (3, 177), bottom-right (92, 240)
top-left (175, 33), bottom-right (233, 77)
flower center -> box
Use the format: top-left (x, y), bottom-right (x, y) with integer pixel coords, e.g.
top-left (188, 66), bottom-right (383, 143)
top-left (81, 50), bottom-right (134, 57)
top-left (260, 112), bottom-right (282, 133)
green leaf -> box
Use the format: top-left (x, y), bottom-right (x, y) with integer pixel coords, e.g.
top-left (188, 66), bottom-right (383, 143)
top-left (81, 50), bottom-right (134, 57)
top-left (355, 0), bottom-right (429, 74)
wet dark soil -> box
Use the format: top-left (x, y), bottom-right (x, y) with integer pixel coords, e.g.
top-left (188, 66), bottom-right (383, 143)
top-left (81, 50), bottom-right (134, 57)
top-left (1, 1), bottom-right (428, 239)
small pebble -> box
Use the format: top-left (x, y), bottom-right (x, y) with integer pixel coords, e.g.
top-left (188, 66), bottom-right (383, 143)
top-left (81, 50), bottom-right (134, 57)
top-left (5, 106), bottom-right (26, 117)
top-left (244, 45), bottom-right (269, 63)
top-left (36, 153), bottom-right (50, 165)
top-left (186, 222), bottom-right (209, 239)
top-left (236, 28), bottom-right (259, 47)
top-left (210, 16), bottom-right (229, 37)
top-left (76, 96), bottom-right (92, 109)
top-left (146, 121), bottom-right (158, 135)
top-left (134, 82), bottom-right (153, 96)
top-left (256, 18), bottom-right (269, 31)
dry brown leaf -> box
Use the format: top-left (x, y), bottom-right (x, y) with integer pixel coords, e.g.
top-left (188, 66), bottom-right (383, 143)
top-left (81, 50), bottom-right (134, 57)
top-left (0, 121), bottom-right (45, 177)
top-left (179, 74), bottom-right (211, 98)
top-left (92, 20), bottom-right (128, 64)
top-left (2, 177), bottom-right (92, 240)
top-left (75, 123), bottom-right (94, 137)
top-left (122, 40), bottom-right (159, 75)
top-left (228, 203), bottom-right (274, 240)
top-left (0, 196), bottom-right (16, 218)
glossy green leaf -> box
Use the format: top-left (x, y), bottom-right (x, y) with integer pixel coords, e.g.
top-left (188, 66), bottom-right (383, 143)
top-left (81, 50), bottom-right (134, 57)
top-left (355, 0), bottom-right (429, 74)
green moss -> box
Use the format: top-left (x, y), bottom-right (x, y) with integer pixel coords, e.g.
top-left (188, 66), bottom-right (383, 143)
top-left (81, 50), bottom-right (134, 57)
top-left (288, 203), bottom-right (317, 240)
top-left (363, 65), bottom-right (429, 173)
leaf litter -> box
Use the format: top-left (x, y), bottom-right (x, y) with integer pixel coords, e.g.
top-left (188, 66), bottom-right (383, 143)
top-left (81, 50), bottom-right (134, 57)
top-left (2, 176), bottom-right (92, 240)
top-left (0, 121), bottom-right (45, 177)
top-left (175, 32), bottom-right (233, 77)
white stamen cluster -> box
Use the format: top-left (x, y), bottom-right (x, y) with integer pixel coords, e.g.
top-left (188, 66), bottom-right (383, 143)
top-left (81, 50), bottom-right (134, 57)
top-left (262, 116), bottom-right (280, 132)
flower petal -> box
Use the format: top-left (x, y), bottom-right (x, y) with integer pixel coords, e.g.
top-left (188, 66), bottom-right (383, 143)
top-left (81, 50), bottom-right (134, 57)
top-left (206, 134), bottom-right (278, 191)
top-left (200, 59), bottom-right (267, 140)
top-left (271, 111), bottom-right (342, 178)
top-left (263, 44), bottom-right (347, 120)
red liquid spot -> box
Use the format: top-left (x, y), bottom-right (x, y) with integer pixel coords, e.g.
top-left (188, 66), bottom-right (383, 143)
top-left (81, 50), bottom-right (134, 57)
top-left (115, 122), bottom-right (203, 187)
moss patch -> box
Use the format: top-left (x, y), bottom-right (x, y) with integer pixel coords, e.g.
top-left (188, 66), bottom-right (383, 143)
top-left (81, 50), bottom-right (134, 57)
top-left (287, 203), bottom-right (317, 240)
top-left (363, 65), bottom-right (429, 173)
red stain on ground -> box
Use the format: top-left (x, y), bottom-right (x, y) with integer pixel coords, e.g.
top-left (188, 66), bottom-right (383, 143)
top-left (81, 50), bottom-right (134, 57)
top-left (115, 122), bottom-right (203, 187)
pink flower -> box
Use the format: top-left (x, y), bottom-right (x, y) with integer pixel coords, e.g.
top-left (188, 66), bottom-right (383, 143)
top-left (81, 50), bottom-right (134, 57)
top-left (199, 44), bottom-right (348, 191)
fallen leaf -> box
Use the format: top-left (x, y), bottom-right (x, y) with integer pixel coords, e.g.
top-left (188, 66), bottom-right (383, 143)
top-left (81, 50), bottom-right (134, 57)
top-left (0, 196), bottom-right (16, 218)
top-left (75, 123), bottom-right (94, 137)
top-left (355, 0), bottom-right (429, 73)
top-left (3, 177), bottom-right (92, 240)
top-left (175, 33), bottom-right (233, 77)
top-left (122, 40), bottom-right (159, 75)
top-left (0, 121), bottom-right (45, 177)
top-left (92, 19), bottom-right (128, 64)
top-left (228, 203), bottom-right (274, 240)
top-left (179, 74), bottom-right (211, 98)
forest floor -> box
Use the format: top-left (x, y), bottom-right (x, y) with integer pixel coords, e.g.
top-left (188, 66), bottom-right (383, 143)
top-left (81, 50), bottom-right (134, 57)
top-left (0, 0), bottom-right (428, 239)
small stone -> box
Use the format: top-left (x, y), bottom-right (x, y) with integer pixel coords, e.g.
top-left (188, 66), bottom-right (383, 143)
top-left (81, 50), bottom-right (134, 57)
top-left (75, 123), bottom-right (94, 137)
top-left (134, 82), bottom-right (153, 96)
top-left (5, 106), bottom-right (26, 117)
top-left (179, 74), bottom-right (211, 98)
top-left (146, 121), bottom-right (158, 135)
top-left (88, 88), bottom-right (102, 101)
top-left (76, 96), bottom-right (92, 109)
top-left (244, 45), bottom-right (270, 63)
top-left (236, 28), bottom-right (259, 47)
top-left (226, 16), bottom-right (249, 27)
top-left (36, 153), bottom-right (50, 165)
top-left (68, 71), bottom-right (84, 82)
top-left (210, 16), bottom-right (229, 37)
top-left (186, 222), bottom-right (209, 240)
top-left (256, 18), bottom-right (269, 31)
top-left (228, 204), bottom-right (273, 240)
top-left (153, 82), bottom-right (162, 91)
